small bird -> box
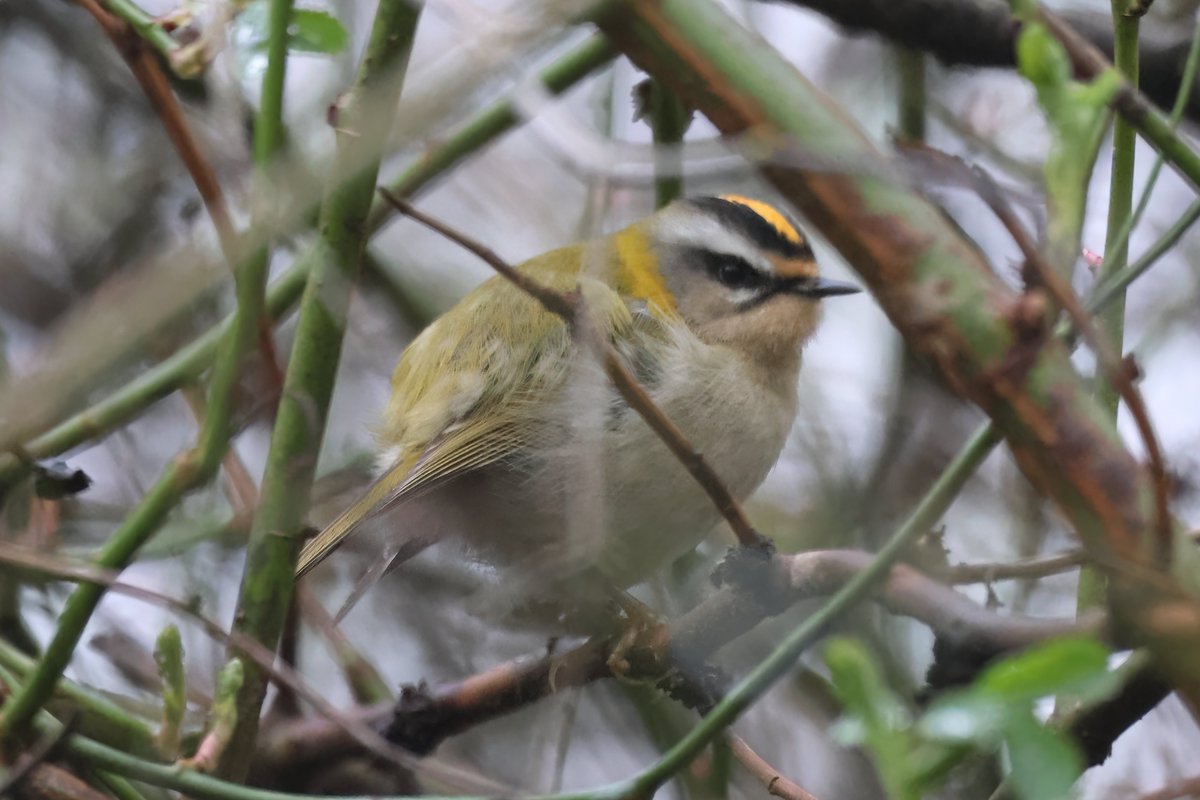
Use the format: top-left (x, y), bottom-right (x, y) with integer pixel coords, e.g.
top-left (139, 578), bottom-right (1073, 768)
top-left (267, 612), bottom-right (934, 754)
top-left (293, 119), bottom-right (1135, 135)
top-left (297, 195), bottom-right (859, 611)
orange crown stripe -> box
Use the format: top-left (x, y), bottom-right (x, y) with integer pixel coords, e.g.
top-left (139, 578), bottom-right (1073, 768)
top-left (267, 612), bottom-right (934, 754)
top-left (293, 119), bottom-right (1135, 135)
top-left (718, 194), bottom-right (803, 245)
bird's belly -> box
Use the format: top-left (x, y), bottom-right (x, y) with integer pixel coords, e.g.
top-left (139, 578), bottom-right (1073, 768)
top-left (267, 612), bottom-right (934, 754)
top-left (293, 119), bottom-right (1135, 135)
top-left (592, 379), bottom-right (794, 585)
top-left (465, 354), bottom-right (800, 588)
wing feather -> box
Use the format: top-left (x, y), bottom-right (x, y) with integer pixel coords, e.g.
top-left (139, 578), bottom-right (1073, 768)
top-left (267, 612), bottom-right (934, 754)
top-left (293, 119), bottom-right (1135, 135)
top-left (295, 244), bottom-right (656, 578)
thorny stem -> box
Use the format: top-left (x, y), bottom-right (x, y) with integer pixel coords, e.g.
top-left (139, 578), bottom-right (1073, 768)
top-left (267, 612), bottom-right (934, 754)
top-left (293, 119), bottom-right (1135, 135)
top-left (218, 0), bottom-right (420, 780)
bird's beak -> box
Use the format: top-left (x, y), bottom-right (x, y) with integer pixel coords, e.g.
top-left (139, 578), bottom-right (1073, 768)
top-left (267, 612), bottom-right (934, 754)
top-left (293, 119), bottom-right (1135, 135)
top-left (787, 277), bottom-right (862, 298)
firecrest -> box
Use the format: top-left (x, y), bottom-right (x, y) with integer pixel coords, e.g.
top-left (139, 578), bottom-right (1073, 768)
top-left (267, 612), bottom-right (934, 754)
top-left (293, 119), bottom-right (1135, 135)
top-left (296, 195), bottom-right (859, 605)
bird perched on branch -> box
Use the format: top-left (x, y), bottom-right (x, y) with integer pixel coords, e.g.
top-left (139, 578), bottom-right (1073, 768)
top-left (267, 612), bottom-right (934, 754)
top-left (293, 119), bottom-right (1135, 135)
top-left (296, 194), bottom-right (859, 614)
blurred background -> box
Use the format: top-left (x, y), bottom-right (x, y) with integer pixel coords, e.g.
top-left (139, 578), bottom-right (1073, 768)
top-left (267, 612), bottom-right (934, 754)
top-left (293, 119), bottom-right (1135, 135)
top-left (2, 0), bottom-right (1200, 797)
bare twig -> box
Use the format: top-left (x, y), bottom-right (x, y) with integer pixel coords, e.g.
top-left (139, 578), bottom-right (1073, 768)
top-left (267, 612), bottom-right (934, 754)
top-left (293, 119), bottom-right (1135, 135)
top-left (942, 528), bottom-right (1200, 585)
top-left (376, 188), bottom-right (769, 550)
top-left (0, 542), bottom-right (507, 795)
top-left (296, 586), bottom-right (392, 705)
top-left (940, 550), bottom-right (1087, 584)
top-left (728, 734), bottom-right (819, 800)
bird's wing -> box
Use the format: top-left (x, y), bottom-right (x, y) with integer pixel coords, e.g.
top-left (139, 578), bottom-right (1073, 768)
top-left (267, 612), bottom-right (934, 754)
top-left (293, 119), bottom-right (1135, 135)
top-left (296, 248), bottom-right (646, 578)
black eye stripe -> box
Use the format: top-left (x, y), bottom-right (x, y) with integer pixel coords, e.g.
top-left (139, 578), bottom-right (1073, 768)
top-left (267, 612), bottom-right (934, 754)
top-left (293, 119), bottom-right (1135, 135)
top-left (689, 249), bottom-right (771, 290)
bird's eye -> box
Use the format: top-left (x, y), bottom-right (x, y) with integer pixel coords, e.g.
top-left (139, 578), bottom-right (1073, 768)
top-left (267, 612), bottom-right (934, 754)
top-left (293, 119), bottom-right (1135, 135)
top-left (712, 255), bottom-right (765, 290)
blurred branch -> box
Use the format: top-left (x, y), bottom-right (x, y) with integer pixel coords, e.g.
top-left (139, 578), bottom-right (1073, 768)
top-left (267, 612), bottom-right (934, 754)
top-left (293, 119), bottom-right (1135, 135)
top-left (762, 0), bottom-right (1200, 122)
top-left (383, 544), bottom-right (1100, 757)
top-left (74, 0), bottom-right (233, 247)
top-left (642, 79), bottom-right (689, 207)
top-left (0, 265), bottom-right (304, 492)
top-left (0, 36), bottom-right (614, 494)
top-left (365, 35), bottom-right (615, 234)
top-left (728, 734), bottom-right (818, 800)
top-left (0, 0), bottom-right (300, 747)
top-left (596, 0), bottom-right (1200, 709)
top-left (296, 586), bottom-right (392, 705)
top-left (895, 47), bottom-right (925, 141)
top-left (0, 714), bottom-right (78, 798)
top-left (219, 0), bottom-right (421, 781)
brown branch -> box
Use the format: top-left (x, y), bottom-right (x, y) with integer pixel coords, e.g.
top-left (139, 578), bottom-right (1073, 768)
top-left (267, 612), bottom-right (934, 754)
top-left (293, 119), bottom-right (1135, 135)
top-left (943, 528), bottom-right (1200, 585)
top-left (728, 733), bottom-right (819, 800)
top-left (376, 187), bottom-right (769, 550)
top-left (898, 142), bottom-right (1173, 560)
top-left (6, 763), bottom-right (109, 800)
top-left (940, 550), bottom-right (1087, 584)
top-left (378, 549), bottom-right (1100, 755)
top-left (764, 0), bottom-right (1200, 122)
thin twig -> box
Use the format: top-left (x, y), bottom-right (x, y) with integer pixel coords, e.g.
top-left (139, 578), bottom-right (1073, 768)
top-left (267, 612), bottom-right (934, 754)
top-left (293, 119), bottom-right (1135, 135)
top-left (728, 734), bottom-right (819, 800)
top-left (0, 542), bottom-right (505, 794)
top-left (376, 188), bottom-right (769, 550)
top-left (296, 586), bottom-right (392, 704)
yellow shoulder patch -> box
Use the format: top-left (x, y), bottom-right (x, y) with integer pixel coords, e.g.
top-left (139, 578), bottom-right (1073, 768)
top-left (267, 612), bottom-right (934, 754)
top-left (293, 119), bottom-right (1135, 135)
top-left (614, 226), bottom-right (676, 314)
top-left (718, 194), bottom-right (803, 245)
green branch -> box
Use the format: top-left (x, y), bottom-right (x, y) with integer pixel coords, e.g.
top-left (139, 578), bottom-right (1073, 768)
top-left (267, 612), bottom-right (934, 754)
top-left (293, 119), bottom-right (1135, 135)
top-left (0, 0), bottom-right (295, 745)
top-left (646, 79), bottom-right (689, 208)
top-left (1078, 0), bottom-right (1141, 615)
top-left (896, 47), bottom-right (926, 141)
top-left (217, 0), bottom-right (421, 780)
top-left (0, 266), bottom-right (307, 491)
top-left (103, 0), bottom-right (181, 61)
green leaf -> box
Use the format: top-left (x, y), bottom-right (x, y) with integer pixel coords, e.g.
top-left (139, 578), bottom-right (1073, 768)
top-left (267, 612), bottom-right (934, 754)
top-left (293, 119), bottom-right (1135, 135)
top-left (154, 625), bottom-right (186, 757)
top-left (1004, 712), bottom-right (1083, 800)
top-left (921, 637), bottom-right (1118, 748)
top-left (977, 636), bottom-right (1119, 704)
top-left (825, 638), bottom-right (921, 800)
top-left (919, 692), bottom-right (1010, 745)
top-left (232, 2), bottom-right (348, 58)
top-left (287, 9), bottom-right (348, 54)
